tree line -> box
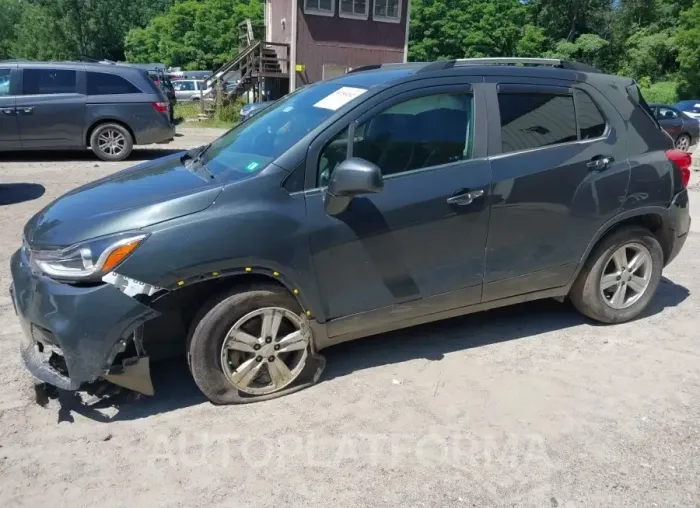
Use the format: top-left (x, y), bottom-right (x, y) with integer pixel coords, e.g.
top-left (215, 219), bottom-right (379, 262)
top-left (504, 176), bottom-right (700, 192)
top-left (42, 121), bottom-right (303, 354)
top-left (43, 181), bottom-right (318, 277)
top-left (1, 0), bottom-right (699, 102)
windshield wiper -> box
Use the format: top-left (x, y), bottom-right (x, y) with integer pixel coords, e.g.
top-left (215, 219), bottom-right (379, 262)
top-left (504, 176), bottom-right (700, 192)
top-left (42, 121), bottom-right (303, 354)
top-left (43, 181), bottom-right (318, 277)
top-left (181, 145), bottom-right (215, 180)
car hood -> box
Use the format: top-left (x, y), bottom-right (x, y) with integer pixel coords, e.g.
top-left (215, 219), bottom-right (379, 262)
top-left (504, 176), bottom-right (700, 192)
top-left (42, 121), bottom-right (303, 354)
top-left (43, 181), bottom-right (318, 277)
top-left (24, 152), bottom-right (223, 248)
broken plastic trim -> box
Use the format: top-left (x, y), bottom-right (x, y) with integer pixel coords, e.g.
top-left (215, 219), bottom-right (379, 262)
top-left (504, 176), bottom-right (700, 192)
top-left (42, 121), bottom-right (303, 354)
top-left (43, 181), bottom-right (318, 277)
top-left (104, 326), bottom-right (155, 396)
top-left (102, 272), bottom-right (164, 298)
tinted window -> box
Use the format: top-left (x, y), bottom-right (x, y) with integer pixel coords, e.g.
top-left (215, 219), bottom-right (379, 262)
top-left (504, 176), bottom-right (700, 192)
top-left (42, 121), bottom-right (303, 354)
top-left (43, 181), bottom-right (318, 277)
top-left (86, 72), bottom-right (141, 95)
top-left (23, 69), bottom-right (77, 95)
top-left (0, 69), bottom-right (10, 96)
top-left (575, 89), bottom-right (606, 139)
top-left (498, 93), bottom-right (577, 153)
top-left (318, 93), bottom-right (473, 185)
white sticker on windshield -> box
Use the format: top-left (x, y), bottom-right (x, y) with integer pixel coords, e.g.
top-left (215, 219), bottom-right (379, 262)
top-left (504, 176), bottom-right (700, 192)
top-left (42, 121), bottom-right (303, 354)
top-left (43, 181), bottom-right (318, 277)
top-left (313, 87), bottom-right (367, 111)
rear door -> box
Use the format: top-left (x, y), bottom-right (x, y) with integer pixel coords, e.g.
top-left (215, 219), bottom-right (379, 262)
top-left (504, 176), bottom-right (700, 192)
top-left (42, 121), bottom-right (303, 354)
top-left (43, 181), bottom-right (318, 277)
top-left (0, 65), bottom-right (19, 149)
top-left (17, 66), bottom-right (86, 148)
top-left (482, 80), bottom-right (630, 301)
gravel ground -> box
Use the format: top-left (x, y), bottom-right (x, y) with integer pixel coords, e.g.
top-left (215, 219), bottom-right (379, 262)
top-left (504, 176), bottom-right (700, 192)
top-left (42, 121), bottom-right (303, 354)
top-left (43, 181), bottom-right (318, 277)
top-left (0, 129), bottom-right (699, 508)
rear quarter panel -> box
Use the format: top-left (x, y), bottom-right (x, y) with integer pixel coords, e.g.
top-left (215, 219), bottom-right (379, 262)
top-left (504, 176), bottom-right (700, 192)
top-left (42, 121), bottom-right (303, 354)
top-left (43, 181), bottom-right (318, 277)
top-left (85, 98), bottom-right (172, 145)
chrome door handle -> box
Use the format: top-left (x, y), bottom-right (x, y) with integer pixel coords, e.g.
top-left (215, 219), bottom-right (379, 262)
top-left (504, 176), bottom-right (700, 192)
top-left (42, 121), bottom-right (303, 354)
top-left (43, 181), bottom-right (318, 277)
top-left (447, 189), bottom-right (484, 206)
top-left (0, 108), bottom-right (16, 115)
top-left (19, 107), bottom-right (33, 114)
top-left (587, 156), bottom-right (613, 171)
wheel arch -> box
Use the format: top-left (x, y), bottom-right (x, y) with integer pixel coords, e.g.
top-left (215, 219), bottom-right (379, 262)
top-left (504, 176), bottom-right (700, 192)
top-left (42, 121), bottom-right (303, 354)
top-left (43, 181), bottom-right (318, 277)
top-left (570, 208), bottom-right (674, 286)
top-left (86, 119), bottom-right (136, 147)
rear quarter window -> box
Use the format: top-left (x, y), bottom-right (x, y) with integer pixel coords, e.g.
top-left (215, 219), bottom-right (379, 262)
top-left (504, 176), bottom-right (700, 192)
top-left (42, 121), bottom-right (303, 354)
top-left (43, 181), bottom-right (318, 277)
top-left (87, 72), bottom-right (142, 95)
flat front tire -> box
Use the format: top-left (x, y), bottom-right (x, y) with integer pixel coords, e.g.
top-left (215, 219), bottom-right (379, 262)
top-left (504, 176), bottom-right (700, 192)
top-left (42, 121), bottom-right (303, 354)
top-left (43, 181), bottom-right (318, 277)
top-left (187, 285), bottom-right (318, 404)
top-left (569, 226), bottom-right (663, 323)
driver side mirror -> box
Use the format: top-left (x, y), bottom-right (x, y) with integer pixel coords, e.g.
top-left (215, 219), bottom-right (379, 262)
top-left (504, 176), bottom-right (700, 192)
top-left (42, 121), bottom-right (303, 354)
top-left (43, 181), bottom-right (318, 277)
top-left (324, 157), bottom-right (384, 215)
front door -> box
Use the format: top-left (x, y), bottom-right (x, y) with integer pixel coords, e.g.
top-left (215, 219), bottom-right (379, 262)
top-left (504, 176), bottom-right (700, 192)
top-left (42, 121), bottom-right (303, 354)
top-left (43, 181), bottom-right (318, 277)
top-left (482, 81), bottom-right (630, 301)
top-left (305, 84), bottom-right (492, 338)
top-left (17, 67), bottom-right (86, 148)
top-left (0, 66), bottom-right (19, 149)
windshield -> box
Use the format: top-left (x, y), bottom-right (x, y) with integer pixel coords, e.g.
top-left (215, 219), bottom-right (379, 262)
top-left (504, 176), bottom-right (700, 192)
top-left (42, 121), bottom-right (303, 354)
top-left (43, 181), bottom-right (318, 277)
top-left (201, 83), bottom-right (368, 179)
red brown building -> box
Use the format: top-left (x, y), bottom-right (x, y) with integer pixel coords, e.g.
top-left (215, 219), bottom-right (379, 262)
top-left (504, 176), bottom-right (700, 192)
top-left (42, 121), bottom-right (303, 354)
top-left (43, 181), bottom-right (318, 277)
top-left (206, 1), bottom-right (410, 103)
top-left (266, 0), bottom-right (410, 91)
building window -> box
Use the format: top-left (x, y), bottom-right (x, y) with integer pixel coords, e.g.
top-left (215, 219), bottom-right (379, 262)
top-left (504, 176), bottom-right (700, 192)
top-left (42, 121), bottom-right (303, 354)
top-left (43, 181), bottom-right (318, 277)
top-left (373, 0), bottom-right (401, 22)
top-left (304, 0), bottom-right (335, 17)
top-left (340, 0), bottom-right (368, 19)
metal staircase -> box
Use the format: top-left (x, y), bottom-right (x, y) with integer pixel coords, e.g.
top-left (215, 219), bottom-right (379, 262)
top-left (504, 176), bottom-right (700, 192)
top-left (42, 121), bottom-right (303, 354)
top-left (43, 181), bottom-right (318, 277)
top-left (203, 20), bottom-right (290, 115)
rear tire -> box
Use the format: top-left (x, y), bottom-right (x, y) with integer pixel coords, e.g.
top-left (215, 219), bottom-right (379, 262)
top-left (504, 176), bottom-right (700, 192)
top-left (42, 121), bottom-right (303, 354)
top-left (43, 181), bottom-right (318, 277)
top-left (187, 285), bottom-right (316, 404)
top-left (675, 133), bottom-right (691, 152)
top-left (90, 123), bottom-right (133, 161)
top-left (569, 226), bottom-right (663, 323)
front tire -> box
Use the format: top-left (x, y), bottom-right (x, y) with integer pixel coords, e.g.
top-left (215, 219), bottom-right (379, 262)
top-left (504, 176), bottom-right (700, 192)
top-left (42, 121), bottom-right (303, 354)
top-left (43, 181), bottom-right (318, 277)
top-left (188, 285), bottom-right (317, 404)
top-left (90, 123), bottom-right (134, 161)
top-left (569, 226), bottom-right (663, 323)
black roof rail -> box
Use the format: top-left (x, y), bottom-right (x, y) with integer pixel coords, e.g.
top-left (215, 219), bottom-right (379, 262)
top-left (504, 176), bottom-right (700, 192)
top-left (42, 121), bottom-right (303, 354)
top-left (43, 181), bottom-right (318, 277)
top-left (347, 64), bottom-right (383, 74)
top-left (415, 57), bottom-right (601, 74)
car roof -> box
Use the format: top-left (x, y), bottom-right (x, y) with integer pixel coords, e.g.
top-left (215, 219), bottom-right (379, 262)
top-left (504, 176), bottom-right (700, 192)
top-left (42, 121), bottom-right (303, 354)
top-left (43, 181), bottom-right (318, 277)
top-left (0, 60), bottom-right (148, 75)
top-left (328, 58), bottom-right (632, 90)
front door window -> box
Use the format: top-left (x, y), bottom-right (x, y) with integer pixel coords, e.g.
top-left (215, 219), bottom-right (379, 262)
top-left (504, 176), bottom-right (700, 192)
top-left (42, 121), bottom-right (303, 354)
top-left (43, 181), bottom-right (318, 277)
top-left (318, 92), bottom-right (473, 186)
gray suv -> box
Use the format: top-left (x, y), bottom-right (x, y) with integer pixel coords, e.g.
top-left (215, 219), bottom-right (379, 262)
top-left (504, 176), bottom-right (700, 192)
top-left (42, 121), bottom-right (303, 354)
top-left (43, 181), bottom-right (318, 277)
top-left (0, 61), bottom-right (175, 161)
top-left (10, 58), bottom-right (691, 404)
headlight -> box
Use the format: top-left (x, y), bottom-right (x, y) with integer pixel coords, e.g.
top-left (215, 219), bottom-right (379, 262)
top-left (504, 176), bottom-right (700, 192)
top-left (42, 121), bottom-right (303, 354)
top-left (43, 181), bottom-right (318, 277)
top-left (29, 232), bottom-right (148, 281)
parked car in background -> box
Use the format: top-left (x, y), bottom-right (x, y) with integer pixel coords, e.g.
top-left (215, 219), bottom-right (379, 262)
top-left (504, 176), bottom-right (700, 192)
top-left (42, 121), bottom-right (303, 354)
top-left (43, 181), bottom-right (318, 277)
top-left (172, 79), bottom-right (211, 102)
top-left (0, 61), bottom-right (174, 160)
top-left (147, 71), bottom-right (176, 123)
top-left (650, 103), bottom-right (700, 151)
top-left (674, 100), bottom-right (700, 119)
top-left (239, 100), bottom-right (274, 121)
top-left (10, 58), bottom-right (690, 404)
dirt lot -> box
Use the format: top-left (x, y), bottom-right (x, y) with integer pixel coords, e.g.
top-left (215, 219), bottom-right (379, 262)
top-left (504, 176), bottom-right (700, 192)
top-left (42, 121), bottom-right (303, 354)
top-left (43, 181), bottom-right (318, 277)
top-left (0, 128), bottom-right (699, 507)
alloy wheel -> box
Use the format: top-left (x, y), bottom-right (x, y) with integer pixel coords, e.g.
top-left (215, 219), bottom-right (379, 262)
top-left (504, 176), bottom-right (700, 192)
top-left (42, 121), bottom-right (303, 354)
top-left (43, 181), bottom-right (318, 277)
top-left (97, 129), bottom-right (126, 156)
top-left (599, 243), bottom-right (653, 310)
top-left (220, 307), bottom-right (309, 395)
top-left (675, 135), bottom-right (691, 152)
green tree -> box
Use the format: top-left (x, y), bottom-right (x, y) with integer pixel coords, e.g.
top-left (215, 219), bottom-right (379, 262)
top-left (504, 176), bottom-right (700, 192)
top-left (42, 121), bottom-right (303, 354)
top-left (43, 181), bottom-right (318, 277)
top-left (676, 0), bottom-right (700, 97)
top-left (125, 0), bottom-right (263, 70)
top-left (5, 0), bottom-right (173, 61)
top-left (408, 0), bottom-right (530, 61)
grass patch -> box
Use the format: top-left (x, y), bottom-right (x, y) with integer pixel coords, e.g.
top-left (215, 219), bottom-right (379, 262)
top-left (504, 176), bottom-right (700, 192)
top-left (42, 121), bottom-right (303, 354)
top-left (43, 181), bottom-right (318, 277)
top-left (174, 102), bottom-right (238, 129)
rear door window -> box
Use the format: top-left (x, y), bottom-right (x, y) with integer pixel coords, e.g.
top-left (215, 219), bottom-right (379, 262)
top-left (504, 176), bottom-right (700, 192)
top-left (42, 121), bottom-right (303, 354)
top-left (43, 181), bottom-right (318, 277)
top-left (23, 69), bottom-right (77, 95)
top-left (498, 93), bottom-right (577, 153)
top-left (574, 89), bottom-right (607, 139)
top-left (86, 72), bottom-right (141, 95)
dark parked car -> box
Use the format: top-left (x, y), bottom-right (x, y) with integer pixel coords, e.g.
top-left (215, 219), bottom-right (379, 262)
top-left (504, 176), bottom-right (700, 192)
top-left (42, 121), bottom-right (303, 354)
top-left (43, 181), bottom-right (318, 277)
top-left (0, 61), bottom-right (174, 160)
top-left (10, 58), bottom-right (691, 404)
top-left (147, 70), bottom-right (176, 124)
top-left (650, 103), bottom-right (700, 151)
top-left (674, 100), bottom-right (700, 119)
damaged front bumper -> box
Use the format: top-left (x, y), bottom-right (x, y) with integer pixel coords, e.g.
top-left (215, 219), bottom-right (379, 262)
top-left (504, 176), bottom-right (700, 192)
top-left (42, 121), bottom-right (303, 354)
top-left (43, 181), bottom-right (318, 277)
top-left (10, 248), bottom-right (160, 394)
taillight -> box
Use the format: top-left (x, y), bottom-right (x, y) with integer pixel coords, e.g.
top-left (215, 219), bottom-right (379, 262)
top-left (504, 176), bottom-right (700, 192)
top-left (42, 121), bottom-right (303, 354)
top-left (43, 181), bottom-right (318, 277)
top-left (152, 102), bottom-right (169, 114)
top-left (665, 149), bottom-right (692, 187)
